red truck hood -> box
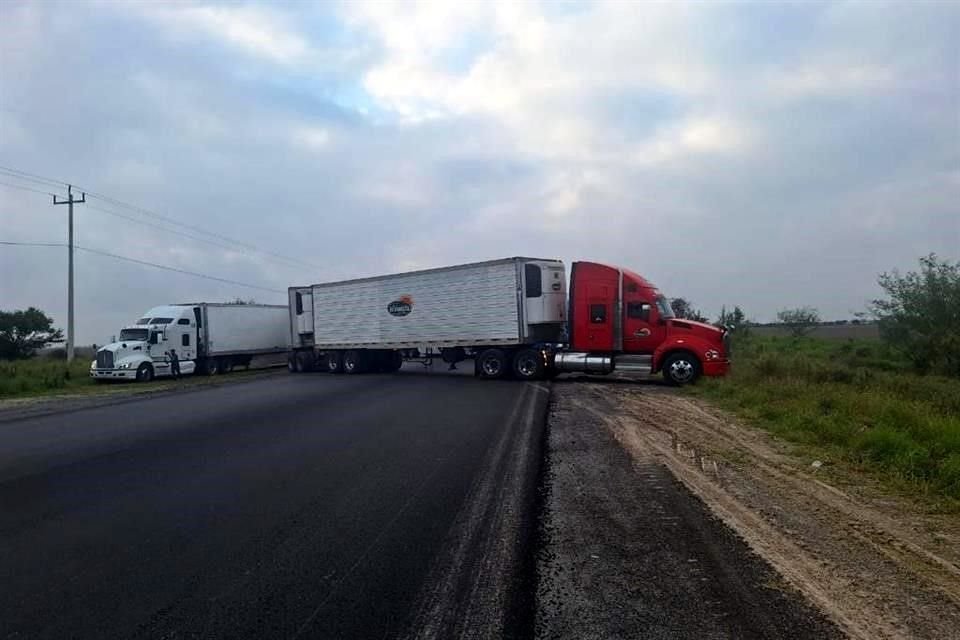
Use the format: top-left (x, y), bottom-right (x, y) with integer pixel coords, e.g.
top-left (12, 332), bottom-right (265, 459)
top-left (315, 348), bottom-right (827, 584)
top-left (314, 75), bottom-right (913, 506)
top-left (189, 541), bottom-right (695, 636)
top-left (666, 318), bottom-right (724, 344)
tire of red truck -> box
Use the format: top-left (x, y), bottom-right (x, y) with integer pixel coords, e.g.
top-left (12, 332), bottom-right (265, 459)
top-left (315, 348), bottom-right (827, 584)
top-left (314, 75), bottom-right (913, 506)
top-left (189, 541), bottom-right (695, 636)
top-left (662, 351), bottom-right (701, 386)
top-left (512, 348), bottom-right (545, 380)
top-left (343, 350), bottom-right (365, 374)
top-left (384, 350), bottom-right (403, 373)
top-left (323, 351), bottom-right (343, 374)
top-left (477, 348), bottom-right (509, 379)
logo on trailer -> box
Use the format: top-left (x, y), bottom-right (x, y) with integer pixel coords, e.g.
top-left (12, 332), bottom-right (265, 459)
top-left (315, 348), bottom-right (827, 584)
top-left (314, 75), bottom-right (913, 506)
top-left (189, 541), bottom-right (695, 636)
top-left (387, 295), bottom-right (413, 317)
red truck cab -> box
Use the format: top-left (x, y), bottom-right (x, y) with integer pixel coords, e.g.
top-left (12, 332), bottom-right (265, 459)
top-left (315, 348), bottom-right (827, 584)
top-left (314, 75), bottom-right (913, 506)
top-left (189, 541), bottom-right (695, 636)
top-left (563, 261), bottom-right (730, 384)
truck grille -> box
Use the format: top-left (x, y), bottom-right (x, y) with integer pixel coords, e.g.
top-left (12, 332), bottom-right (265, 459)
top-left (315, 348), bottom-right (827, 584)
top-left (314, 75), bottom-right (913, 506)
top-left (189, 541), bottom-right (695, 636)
top-left (96, 351), bottom-right (114, 369)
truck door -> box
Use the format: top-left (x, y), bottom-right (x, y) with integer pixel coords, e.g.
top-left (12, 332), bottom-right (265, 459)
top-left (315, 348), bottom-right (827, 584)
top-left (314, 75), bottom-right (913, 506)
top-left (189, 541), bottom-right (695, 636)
top-left (580, 282), bottom-right (616, 352)
top-left (622, 283), bottom-right (667, 353)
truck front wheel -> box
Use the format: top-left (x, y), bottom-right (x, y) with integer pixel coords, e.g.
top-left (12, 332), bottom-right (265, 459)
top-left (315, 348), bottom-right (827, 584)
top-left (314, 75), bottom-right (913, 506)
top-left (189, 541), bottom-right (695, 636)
top-left (512, 348), bottom-right (545, 380)
top-left (662, 352), bottom-right (701, 386)
top-left (478, 349), bottom-right (508, 379)
top-left (136, 363), bottom-right (154, 383)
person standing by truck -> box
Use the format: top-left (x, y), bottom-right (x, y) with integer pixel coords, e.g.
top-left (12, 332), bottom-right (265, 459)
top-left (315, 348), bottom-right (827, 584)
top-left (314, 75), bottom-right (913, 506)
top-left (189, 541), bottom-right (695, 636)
top-left (167, 348), bottom-right (181, 380)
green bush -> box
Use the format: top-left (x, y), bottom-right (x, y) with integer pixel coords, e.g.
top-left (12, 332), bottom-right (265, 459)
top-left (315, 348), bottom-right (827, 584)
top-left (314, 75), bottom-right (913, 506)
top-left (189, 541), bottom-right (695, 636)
top-left (691, 335), bottom-right (960, 503)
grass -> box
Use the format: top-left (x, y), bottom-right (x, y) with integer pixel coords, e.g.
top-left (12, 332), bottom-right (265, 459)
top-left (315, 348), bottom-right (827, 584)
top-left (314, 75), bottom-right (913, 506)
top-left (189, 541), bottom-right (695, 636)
top-left (689, 335), bottom-right (960, 506)
top-left (0, 357), bottom-right (95, 398)
top-left (0, 355), bottom-right (281, 400)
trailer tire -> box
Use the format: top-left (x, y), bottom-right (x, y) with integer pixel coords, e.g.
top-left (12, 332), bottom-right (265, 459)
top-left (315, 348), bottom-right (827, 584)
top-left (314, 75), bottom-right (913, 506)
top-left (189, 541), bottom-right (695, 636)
top-left (221, 358), bottom-right (234, 374)
top-left (206, 358), bottom-right (220, 375)
top-left (295, 351), bottom-right (313, 373)
top-left (478, 349), bottom-right (508, 379)
top-left (662, 351), bottom-right (701, 386)
top-left (385, 350), bottom-right (403, 373)
top-left (512, 348), bottom-right (545, 380)
top-left (323, 351), bottom-right (343, 374)
top-left (288, 354), bottom-right (298, 373)
top-left (343, 350), bottom-right (365, 374)
top-left (135, 363), bottom-right (154, 383)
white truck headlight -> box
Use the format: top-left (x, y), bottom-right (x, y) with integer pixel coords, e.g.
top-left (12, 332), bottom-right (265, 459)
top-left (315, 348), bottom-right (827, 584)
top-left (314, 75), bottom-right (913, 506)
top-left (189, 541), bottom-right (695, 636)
top-left (118, 363), bottom-right (132, 369)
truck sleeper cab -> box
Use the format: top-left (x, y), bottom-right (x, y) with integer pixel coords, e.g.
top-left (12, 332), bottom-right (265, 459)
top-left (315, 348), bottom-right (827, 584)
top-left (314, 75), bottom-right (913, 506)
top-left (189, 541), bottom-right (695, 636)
top-left (557, 261), bottom-right (730, 384)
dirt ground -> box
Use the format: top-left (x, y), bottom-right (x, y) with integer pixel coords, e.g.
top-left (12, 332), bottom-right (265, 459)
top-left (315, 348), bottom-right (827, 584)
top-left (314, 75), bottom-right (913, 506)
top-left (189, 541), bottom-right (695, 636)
top-left (563, 379), bottom-right (960, 640)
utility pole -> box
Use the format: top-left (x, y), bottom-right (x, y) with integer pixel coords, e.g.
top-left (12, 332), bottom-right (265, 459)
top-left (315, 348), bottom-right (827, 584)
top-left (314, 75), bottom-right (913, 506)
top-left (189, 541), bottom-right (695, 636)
top-left (53, 185), bottom-right (85, 362)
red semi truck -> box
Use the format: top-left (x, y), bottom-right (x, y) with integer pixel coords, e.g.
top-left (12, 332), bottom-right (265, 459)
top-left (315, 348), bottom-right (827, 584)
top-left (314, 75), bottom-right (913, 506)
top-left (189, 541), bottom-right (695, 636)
top-left (288, 257), bottom-right (730, 384)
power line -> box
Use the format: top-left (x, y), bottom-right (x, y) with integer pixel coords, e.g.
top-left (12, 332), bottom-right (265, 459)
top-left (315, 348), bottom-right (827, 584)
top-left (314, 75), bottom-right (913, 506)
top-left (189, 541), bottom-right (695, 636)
top-left (0, 180), bottom-right (60, 197)
top-left (0, 240), bottom-right (67, 247)
top-left (0, 165), bottom-right (68, 188)
top-left (1, 240), bottom-right (285, 294)
top-left (0, 164), bottom-right (322, 270)
top-left (76, 246), bottom-right (286, 294)
top-left (86, 203), bottom-right (257, 255)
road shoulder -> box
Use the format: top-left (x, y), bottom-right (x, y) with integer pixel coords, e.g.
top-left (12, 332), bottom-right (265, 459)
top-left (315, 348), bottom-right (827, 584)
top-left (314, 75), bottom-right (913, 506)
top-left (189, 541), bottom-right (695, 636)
top-left (537, 380), bottom-right (838, 639)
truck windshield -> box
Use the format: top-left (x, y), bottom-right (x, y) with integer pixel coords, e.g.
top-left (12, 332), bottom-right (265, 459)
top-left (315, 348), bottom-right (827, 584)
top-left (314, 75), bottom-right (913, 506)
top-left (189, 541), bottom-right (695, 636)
top-left (119, 328), bottom-right (149, 341)
top-left (656, 296), bottom-right (675, 319)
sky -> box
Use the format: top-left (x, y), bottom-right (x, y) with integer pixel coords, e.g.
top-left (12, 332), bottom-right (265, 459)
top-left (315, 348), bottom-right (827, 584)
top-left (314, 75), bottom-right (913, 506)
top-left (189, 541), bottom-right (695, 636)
top-left (1, 0), bottom-right (958, 344)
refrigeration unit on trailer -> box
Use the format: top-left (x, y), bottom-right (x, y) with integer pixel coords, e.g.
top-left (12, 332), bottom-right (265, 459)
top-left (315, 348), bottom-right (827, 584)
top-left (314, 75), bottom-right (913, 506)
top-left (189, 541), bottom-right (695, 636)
top-left (288, 257), bottom-right (730, 384)
top-left (91, 303), bottom-right (289, 382)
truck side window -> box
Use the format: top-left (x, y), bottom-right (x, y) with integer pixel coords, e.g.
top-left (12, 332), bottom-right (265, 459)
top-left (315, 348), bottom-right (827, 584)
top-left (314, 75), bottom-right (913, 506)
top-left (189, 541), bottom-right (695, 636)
top-left (525, 264), bottom-right (542, 298)
top-left (177, 318), bottom-right (190, 325)
top-left (182, 334), bottom-right (190, 347)
top-left (590, 304), bottom-right (607, 323)
top-left (295, 292), bottom-right (303, 315)
top-left (627, 302), bottom-right (651, 322)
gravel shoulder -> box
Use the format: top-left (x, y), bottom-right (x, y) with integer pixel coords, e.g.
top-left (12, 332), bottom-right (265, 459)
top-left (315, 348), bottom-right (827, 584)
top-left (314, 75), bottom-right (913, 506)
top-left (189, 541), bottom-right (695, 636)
top-left (536, 380), bottom-right (839, 639)
top-left (563, 380), bottom-right (960, 640)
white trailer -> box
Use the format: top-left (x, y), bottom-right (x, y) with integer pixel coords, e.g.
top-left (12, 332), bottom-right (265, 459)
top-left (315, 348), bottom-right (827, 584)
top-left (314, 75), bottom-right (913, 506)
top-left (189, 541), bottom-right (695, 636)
top-left (91, 303), bottom-right (289, 382)
top-left (288, 257), bottom-right (567, 377)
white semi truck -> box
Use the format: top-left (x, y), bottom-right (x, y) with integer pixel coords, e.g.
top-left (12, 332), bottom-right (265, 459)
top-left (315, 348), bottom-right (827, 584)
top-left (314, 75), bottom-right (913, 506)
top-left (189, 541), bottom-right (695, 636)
top-left (91, 303), bottom-right (289, 382)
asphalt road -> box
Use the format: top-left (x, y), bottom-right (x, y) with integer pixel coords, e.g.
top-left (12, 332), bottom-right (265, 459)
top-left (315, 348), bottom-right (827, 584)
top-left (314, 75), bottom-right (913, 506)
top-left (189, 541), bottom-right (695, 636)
top-left (0, 368), bottom-right (548, 639)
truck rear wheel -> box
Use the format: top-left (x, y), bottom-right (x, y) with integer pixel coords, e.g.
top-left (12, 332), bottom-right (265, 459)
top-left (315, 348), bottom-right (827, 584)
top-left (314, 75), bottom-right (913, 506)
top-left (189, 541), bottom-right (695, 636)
top-left (512, 348), bottom-right (545, 380)
top-left (478, 349), bottom-right (508, 379)
top-left (324, 351), bottom-right (343, 374)
top-left (136, 363), bottom-right (154, 382)
top-left (288, 354), bottom-right (298, 373)
top-left (297, 351), bottom-right (313, 373)
top-left (206, 358), bottom-right (220, 375)
top-left (343, 350), bottom-right (365, 374)
top-left (662, 351), bottom-right (701, 386)
top-left (385, 350), bottom-right (403, 373)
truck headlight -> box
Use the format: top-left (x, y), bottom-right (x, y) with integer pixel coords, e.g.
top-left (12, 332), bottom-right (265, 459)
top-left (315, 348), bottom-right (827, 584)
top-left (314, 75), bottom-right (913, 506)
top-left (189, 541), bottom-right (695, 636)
top-left (705, 349), bottom-right (720, 361)
top-left (118, 363), bottom-right (132, 369)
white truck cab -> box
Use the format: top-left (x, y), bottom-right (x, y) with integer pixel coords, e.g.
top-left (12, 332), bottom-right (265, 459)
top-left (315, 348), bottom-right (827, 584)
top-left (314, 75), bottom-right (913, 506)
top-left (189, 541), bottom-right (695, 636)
top-left (90, 305), bottom-right (198, 382)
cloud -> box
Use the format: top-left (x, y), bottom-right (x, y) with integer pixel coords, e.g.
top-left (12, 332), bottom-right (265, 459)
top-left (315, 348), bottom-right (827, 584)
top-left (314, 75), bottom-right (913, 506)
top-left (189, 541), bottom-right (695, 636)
top-left (0, 0), bottom-right (957, 344)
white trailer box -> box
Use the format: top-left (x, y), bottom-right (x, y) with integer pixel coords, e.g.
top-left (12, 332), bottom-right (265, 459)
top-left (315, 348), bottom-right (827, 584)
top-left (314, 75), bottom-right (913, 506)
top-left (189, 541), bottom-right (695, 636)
top-left (292, 257), bottom-right (566, 351)
top-left (201, 303), bottom-right (289, 356)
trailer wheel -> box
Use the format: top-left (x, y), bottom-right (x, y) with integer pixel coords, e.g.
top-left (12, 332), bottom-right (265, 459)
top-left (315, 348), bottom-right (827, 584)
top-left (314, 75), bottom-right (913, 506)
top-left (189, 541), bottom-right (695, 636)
top-left (343, 350), bottom-right (365, 374)
top-left (512, 348), bottom-right (546, 380)
top-left (324, 351), bottom-right (343, 374)
top-left (206, 358), bottom-right (220, 375)
top-left (478, 349), bottom-right (508, 379)
top-left (221, 358), bottom-right (234, 374)
top-left (135, 363), bottom-right (154, 383)
top-left (288, 354), bottom-right (298, 373)
top-left (385, 350), bottom-right (403, 373)
top-left (662, 351), bottom-right (701, 386)
top-left (295, 351), bottom-right (313, 373)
